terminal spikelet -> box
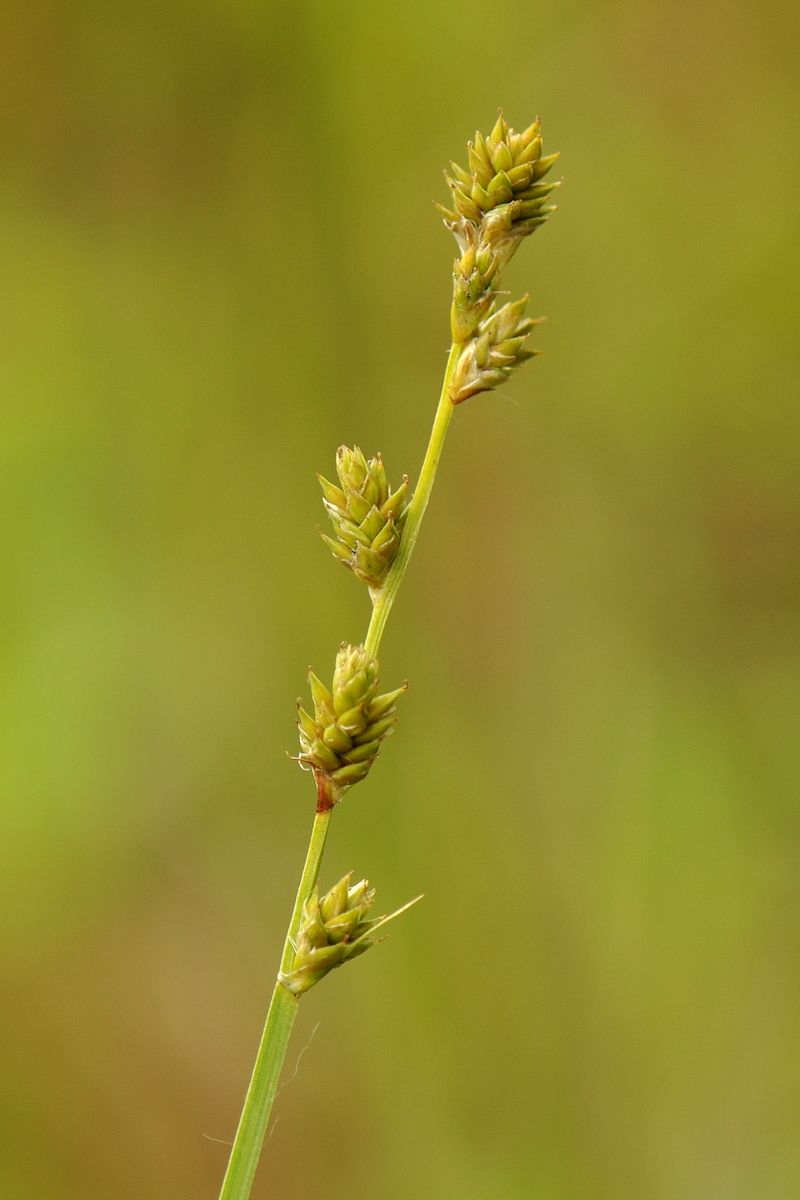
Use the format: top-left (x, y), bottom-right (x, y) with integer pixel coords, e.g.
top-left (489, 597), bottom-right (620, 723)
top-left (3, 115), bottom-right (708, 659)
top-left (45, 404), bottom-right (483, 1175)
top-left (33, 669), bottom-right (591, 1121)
top-left (318, 446), bottom-right (410, 591)
top-left (296, 643), bottom-right (405, 805)
top-left (278, 874), bottom-right (421, 995)
top-left (438, 113), bottom-right (560, 258)
top-left (437, 112), bottom-right (559, 392)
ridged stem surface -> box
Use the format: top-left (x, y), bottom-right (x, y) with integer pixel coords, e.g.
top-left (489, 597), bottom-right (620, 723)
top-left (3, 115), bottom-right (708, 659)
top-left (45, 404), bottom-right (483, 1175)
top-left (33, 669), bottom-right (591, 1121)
top-left (217, 809), bottom-right (331, 1200)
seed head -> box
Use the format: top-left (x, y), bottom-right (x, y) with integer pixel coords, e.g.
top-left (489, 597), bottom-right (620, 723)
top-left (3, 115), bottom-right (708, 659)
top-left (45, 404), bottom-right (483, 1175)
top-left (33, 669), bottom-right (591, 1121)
top-left (319, 446), bottom-right (409, 592)
top-left (296, 643), bottom-right (406, 805)
top-left (438, 113), bottom-right (559, 383)
top-left (439, 113), bottom-right (559, 258)
top-left (278, 874), bottom-right (421, 995)
top-left (451, 296), bottom-right (542, 404)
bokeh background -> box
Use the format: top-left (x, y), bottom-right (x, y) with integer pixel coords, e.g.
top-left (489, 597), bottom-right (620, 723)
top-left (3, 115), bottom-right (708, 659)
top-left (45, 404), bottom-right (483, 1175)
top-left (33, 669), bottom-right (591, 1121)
top-left (1, 1), bottom-right (799, 1197)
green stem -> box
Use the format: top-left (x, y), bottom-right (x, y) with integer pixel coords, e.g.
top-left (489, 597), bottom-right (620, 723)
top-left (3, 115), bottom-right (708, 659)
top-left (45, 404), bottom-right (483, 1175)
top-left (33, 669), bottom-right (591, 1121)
top-left (365, 341), bottom-right (461, 658)
top-left (218, 341), bottom-right (461, 1200)
top-left (218, 809), bottom-right (331, 1200)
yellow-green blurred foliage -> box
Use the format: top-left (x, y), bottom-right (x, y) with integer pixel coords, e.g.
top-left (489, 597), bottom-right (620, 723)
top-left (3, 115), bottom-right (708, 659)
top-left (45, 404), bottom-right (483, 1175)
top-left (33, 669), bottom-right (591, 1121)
top-left (1, 1), bottom-right (798, 1197)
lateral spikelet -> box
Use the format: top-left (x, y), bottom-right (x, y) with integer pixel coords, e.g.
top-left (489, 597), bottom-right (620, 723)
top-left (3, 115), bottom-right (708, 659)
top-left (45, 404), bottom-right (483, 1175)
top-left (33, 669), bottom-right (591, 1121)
top-left (296, 643), bottom-right (405, 803)
top-left (278, 874), bottom-right (420, 995)
top-left (318, 446), bottom-right (409, 592)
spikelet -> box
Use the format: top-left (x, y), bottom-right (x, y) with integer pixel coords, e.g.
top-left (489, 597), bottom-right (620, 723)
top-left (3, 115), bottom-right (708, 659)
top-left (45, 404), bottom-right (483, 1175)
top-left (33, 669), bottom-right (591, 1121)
top-left (278, 874), bottom-right (421, 995)
top-left (318, 446), bottom-right (409, 591)
top-left (438, 112), bottom-right (560, 261)
top-left (437, 112), bottom-right (559, 395)
top-left (451, 297), bottom-right (543, 403)
top-left (296, 643), bottom-right (405, 805)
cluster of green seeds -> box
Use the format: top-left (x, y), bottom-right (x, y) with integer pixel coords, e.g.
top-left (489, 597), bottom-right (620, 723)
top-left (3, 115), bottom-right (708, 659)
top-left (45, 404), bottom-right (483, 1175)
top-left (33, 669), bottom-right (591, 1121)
top-left (438, 113), bottom-right (559, 400)
top-left (318, 446), bottom-right (409, 590)
top-left (280, 874), bottom-right (421, 996)
top-left (296, 643), bottom-right (405, 804)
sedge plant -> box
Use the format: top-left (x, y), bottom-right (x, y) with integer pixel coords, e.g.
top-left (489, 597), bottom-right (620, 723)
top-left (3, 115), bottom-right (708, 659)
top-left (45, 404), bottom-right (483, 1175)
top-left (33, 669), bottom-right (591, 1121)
top-left (217, 113), bottom-right (560, 1200)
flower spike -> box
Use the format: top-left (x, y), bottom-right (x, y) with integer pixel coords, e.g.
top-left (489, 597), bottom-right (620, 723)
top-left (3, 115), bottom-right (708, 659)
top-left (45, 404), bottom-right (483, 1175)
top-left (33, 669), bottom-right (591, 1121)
top-left (296, 642), bottom-right (406, 806)
top-left (278, 875), bottom-right (422, 995)
top-left (318, 446), bottom-right (410, 592)
top-left (439, 112), bottom-right (560, 400)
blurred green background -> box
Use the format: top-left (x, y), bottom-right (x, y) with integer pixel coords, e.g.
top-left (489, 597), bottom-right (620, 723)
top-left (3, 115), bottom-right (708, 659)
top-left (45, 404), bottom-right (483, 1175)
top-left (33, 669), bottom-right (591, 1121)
top-left (1, 1), bottom-right (799, 1197)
